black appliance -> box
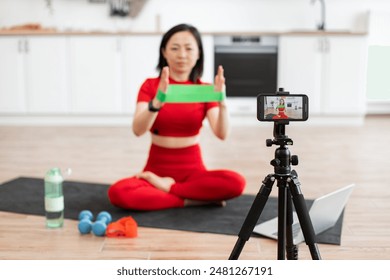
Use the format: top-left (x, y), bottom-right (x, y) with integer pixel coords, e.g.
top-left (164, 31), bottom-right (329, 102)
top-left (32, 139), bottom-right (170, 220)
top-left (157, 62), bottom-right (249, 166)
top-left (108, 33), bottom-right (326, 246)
top-left (214, 35), bottom-right (278, 97)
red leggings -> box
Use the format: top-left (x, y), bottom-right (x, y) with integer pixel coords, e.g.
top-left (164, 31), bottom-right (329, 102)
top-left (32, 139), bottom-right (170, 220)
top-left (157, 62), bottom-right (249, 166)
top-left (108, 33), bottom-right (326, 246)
top-left (108, 144), bottom-right (246, 210)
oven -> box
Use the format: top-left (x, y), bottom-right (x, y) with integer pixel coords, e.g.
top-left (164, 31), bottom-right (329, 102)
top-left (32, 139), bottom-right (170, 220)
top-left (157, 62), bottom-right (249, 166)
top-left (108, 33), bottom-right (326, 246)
top-left (214, 35), bottom-right (278, 98)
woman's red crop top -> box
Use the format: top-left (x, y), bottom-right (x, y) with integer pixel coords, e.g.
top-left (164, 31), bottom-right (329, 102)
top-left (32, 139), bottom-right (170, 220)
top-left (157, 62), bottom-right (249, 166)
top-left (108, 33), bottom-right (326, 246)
top-left (136, 77), bottom-right (218, 137)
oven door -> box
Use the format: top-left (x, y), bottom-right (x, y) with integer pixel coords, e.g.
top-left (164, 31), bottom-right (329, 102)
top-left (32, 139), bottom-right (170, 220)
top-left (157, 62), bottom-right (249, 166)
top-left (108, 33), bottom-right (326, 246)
top-left (214, 45), bottom-right (277, 97)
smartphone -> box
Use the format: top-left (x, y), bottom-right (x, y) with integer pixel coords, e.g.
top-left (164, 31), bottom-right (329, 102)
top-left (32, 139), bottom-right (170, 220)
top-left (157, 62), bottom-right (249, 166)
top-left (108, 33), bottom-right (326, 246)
top-left (257, 94), bottom-right (309, 122)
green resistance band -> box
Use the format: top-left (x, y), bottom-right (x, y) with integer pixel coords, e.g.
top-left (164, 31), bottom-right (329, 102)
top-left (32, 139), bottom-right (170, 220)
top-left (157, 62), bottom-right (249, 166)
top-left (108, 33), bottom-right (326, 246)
top-left (157, 85), bottom-right (225, 103)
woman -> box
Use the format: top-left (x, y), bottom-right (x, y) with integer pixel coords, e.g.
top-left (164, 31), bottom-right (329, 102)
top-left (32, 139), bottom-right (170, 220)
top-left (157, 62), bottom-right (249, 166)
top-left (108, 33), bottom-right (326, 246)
top-left (108, 24), bottom-right (245, 211)
top-left (272, 98), bottom-right (288, 120)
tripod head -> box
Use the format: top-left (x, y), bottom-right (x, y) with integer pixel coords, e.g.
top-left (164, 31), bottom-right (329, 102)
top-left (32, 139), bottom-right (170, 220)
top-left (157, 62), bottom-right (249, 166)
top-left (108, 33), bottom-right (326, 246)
top-left (266, 122), bottom-right (298, 176)
top-left (266, 122), bottom-right (293, 147)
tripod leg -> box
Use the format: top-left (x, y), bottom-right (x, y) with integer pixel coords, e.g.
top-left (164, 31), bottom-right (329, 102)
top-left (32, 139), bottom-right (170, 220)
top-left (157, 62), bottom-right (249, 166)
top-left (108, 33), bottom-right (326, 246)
top-left (277, 183), bottom-right (287, 260)
top-left (276, 180), bottom-right (299, 260)
top-left (229, 174), bottom-right (275, 260)
top-left (289, 171), bottom-right (322, 260)
top-left (285, 189), bottom-right (298, 260)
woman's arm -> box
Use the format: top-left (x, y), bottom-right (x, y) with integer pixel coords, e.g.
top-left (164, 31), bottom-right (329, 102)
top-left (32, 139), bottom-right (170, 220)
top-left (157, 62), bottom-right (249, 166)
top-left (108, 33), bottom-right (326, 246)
top-left (132, 67), bottom-right (169, 136)
top-left (206, 65), bottom-right (229, 140)
top-left (132, 102), bottom-right (159, 136)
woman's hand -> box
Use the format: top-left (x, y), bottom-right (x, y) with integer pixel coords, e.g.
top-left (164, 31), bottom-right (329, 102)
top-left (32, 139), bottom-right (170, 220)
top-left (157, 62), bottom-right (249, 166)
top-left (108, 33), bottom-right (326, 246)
top-left (214, 65), bottom-right (226, 95)
top-left (158, 66), bottom-right (170, 93)
top-left (153, 66), bottom-right (170, 108)
top-left (207, 65), bottom-right (229, 140)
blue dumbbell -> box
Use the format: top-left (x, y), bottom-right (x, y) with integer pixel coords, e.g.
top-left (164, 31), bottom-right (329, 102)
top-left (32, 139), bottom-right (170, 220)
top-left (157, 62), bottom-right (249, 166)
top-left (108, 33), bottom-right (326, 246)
top-left (92, 211), bottom-right (112, 236)
top-left (78, 210), bottom-right (94, 234)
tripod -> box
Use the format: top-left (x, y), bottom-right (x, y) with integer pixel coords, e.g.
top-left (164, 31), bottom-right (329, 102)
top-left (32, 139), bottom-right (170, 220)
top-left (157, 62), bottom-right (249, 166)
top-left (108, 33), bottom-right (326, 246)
top-left (229, 122), bottom-right (321, 260)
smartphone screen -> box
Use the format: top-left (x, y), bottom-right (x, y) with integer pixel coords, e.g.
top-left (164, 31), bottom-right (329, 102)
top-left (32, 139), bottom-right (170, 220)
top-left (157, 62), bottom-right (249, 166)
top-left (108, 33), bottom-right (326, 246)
top-left (257, 94), bottom-right (309, 121)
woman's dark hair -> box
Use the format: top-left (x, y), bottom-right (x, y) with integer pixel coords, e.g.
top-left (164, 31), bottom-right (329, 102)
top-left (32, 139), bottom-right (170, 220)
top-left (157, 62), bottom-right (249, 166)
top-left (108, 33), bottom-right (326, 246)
top-left (157, 23), bottom-right (204, 83)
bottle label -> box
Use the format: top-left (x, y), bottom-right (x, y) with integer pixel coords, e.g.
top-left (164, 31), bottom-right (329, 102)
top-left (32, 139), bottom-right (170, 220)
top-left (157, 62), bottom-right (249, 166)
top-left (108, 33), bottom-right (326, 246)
top-left (45, 196), bottom-right (64, 212)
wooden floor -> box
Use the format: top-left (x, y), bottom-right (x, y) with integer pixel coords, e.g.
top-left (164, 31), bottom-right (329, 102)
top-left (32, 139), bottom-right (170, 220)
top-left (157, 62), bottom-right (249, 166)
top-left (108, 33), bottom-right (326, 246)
top-left (1, 115), bottom-right (390, 260)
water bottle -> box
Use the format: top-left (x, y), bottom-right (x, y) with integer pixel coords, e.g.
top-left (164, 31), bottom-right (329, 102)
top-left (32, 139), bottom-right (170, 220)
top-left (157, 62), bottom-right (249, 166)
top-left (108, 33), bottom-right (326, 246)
top-left (44, 168), bottom-right (64, 228)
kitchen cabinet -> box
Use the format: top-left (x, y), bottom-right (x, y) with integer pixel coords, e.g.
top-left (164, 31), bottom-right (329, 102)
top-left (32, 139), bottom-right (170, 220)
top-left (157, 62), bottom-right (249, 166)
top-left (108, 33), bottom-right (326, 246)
top-left (69, 36), bottom-right (123, 114)
top-left (121, 35), bottom-right (160, 114)
top-left (200, 35), bottom-right (215, 84)
top-left (0, 33), bottom-right (216, 122)
top-left (25, 36), bottom-right (68, 113)
top-left (4, 32), bottom-right (368, 124)
top-left (278, 35), bottom-right (368, 116)
top-left (0, 37), bottom-right (25, 113)
top-left (0, 36), bottom-right (68, 113)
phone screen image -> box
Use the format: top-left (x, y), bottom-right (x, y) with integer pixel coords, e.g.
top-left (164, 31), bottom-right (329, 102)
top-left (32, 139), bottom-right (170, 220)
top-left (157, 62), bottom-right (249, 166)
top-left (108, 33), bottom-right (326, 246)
top-left (262, 95), bottom-right (307, 121)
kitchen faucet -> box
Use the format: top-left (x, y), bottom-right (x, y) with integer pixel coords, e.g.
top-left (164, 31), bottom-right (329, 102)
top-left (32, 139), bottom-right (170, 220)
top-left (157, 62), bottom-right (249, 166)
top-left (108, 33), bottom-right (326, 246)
top-left (311, 0), bottom-right (326, 30)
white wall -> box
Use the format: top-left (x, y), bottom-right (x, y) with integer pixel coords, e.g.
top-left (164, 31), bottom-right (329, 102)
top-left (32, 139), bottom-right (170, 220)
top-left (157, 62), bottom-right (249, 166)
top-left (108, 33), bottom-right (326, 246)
top-left (0, 0), bottom-right (388, 34)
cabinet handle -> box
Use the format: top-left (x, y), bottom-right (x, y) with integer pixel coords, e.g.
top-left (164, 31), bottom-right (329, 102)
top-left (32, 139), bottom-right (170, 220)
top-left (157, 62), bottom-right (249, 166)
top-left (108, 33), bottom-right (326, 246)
top-left (318, 37), bottom-right (330, 53)
top-left (24, 39), bottom-right (29, 53)
top-left (116, 37), bottom-right (121, 52)
top-left (324, 38), bottom-right (330, 53)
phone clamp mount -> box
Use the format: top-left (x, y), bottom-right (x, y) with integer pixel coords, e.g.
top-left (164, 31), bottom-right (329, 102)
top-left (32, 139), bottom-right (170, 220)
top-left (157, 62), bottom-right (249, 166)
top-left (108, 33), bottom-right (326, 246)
top-left (228, 111), bottom-right (322, 260)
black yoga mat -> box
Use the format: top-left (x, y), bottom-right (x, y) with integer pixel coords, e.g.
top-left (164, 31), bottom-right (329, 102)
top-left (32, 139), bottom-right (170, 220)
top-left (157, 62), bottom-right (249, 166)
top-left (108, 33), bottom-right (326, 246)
top-left (0, 177), bottom-right (344, 245)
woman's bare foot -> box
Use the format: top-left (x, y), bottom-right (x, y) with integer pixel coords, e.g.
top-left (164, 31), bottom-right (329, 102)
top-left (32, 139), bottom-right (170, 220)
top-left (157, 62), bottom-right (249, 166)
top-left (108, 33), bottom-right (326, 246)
top-left (184, 199), bottom-right (227, 207)
top-left (136, 171), bottom-right (175, 192)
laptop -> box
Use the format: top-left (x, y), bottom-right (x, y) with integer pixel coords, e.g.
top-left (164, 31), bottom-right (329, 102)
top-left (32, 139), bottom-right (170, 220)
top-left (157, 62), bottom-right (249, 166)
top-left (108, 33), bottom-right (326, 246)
top-left (253, 184), bottom-right (355, 244)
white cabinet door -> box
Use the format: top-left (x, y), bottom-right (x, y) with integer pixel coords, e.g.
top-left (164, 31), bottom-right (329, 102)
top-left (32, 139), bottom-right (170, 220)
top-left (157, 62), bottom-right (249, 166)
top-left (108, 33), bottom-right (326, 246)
top-left (122, 35), bottom-right (160, 114)
top-left (69, 36), bottom-right (122, 114)
top-left (278, 35), bottom-right (367, 116)
top-left (201, 35), bottom-right (215, 84)
top-left (278, 36), bottom-right (323, 114)
top-left (0, 36), bottom-right (68, 114)
top-left (322, 36), bottom-right (368, 115)
top-left (0, 37), bottom-right (26, 113)
top-left (25, 36), bottom-right (68, 113)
